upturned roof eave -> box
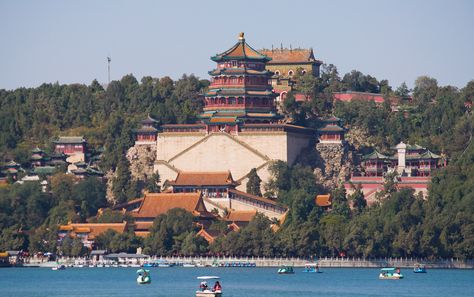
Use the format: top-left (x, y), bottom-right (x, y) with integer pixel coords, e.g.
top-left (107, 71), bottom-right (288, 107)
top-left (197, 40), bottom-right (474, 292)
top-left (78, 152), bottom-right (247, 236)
top-left (211, 55), bottom-right (271, 62)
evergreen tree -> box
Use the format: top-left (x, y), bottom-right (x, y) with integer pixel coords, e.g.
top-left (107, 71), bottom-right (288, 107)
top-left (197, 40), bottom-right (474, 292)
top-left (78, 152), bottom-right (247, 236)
top-left (348, 186), bottom-right (367, 215)
top-left (112, 158), bottom-right (133, 204)
top-left (246, 168), bottom-right (262, 196)
top-left (395, 82), bottom-right (410, 97)
top-left (145, 172), bottom-right (161, 193)
top-left (331, 187), bottom-right (351, 218)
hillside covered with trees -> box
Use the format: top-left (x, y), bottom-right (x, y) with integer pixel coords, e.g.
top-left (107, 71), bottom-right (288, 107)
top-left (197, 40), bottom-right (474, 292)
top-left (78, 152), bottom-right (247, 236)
top-left (0, 66), bottom-right (473, 259)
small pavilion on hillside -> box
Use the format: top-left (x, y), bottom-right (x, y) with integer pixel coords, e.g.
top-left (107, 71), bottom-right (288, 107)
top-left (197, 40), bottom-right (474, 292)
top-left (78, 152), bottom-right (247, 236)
top-left (53, 136), bottom-right (87, 155)
top-left (317, 116), bottom-right (345, 144)
top-left (133, 115), bottom-right (159, 145)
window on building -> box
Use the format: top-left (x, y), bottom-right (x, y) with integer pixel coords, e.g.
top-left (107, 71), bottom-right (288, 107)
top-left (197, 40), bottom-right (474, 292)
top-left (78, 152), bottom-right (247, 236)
top-left (232, 61), bottom-right (237, 67)
top-left (275, 70), bottom-right (280, 76)
top-left (288, 70), bottom-right (294, 76)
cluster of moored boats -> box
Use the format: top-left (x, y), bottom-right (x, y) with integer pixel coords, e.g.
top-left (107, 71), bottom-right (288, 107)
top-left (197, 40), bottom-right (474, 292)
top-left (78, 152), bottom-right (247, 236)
top-left (47, 261), bottom-right (144, 269)
top-left (143, 261), bottom-right (256, 268)
top-left (49, 261), bottom-right (258, 269)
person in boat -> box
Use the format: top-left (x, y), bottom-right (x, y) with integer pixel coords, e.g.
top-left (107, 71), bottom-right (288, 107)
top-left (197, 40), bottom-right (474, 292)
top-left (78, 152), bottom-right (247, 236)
top-left (200, 281), bottom-right (208, 291)
top-left (213, 281), bottom-right (222, 292)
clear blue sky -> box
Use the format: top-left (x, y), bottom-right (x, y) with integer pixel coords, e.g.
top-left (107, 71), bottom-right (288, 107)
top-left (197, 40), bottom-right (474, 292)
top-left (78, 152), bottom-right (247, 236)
top-left (1, 0), bottom-right (473, 90)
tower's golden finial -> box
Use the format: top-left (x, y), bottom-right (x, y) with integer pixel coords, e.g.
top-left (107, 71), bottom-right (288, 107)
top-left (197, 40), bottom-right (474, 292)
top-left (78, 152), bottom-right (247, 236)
top-left (238, 32), bottom-right (245, 41)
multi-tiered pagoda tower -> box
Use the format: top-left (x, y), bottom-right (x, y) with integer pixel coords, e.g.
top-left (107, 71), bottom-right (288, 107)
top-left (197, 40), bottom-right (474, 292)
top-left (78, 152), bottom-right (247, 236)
top-left (200, 32), bottom-right (279, 133)
top-left (154, 33), bottom-right (314, 192)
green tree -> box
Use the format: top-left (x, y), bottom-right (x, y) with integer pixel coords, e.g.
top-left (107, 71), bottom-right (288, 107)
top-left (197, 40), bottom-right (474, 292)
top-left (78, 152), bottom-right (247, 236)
top-left (331, 187), bottom-right (350, 218)
top-left (94, 229), bottom-right (119, 251)
top-left (112, 158), bottom-right (132, 204)
top-left (29, 226), bottom-right (59, 253)
top-left (395, 82), bottom-right (410, 97)
top-left (246, 168), bottom-right (262, 196)
top-left (0, 225), bottom-right (28, 251)
top-left (145, 172), bottom-right (161, 193)
top-left (413, 76), bottom-right (438, 103)
top-left (342, 70), bottom-right (380, 93)
top-left (73, 177), bottom-right (107, 218)
top-left (96, 209), bottom-right (132, 223)
top-left (144, 208), bottom-right (197, 255)
top-left (70, 237), bottom-right (87, 256)
top-left (319, 214), bottom-right (347, 257)
top-left (348, 186), bottom-right (367, 215)
top-left (181, 232), bottom-right (208, 256)
top-left (265, 160), bottom-right (291, 197)
top-left (50, 173), bottom-right (75, 204)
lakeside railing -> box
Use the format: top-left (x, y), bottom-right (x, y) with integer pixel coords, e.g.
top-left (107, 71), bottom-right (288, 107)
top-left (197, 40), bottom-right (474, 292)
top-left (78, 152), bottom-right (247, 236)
top-left (20, 255), bottom-right (474, 269)
top-left (147, 255), bottom-right (474, 269)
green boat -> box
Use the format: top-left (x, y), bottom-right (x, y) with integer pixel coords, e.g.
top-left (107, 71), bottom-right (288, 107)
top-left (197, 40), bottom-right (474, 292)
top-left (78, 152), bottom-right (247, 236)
top-left (379, 267), bottom-right (403, 279)
top-left (413, 263), bottom-right (427, 273)
top-left (277, 265), bottom-right (294, 274)
top-left (136, 269), bottom-right (151, 284)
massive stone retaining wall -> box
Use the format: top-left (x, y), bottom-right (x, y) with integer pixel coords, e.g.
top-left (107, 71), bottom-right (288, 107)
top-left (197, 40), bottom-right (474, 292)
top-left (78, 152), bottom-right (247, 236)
top-left (154, 131), bottom-right (312, 192)
top-left (314, 142), bottom-right (353, 189)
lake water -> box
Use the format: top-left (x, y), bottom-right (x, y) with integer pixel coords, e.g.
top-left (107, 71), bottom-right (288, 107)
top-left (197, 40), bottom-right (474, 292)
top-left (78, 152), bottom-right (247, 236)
top-left (0, 267), bottom-right (473, 297)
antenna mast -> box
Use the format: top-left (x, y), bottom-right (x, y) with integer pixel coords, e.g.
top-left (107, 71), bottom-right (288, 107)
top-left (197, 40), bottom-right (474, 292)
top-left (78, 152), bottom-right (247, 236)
top-left (107, 56), bottom-right (111, 84)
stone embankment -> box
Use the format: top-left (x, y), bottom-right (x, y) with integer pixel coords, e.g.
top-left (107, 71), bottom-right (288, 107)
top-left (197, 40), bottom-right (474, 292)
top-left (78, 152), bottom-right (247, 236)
top-left (21, 256), bottom-right (474, 269)
top-left (144, 257), bottom-right (474, 269)
top-left (154, 256), bottom-right (474, 269)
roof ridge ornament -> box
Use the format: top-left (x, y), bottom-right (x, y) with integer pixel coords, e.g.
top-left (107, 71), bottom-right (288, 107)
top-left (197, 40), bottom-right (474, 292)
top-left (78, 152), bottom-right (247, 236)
top-left (238, 32), bottom-right (245, 41)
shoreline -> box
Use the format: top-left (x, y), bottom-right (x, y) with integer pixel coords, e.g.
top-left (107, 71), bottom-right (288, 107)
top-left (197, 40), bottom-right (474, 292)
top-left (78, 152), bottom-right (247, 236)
top-left (10, 256), bottom-right (474, 269)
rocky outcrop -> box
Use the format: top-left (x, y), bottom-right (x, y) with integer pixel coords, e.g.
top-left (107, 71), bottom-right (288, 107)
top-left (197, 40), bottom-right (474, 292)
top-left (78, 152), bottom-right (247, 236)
top-left (314, 143), bottom-right (353, 189)
top-left (344, 126), bottom-right (373, 150)
top-left (104, 144), bottom-right (156, 204)
top-left (126, 144), bottom-right (156, 181)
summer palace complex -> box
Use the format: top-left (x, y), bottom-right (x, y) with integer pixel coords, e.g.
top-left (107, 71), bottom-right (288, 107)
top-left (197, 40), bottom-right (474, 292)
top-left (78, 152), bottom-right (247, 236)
top-left (1, 32), bottom-right (446, 249)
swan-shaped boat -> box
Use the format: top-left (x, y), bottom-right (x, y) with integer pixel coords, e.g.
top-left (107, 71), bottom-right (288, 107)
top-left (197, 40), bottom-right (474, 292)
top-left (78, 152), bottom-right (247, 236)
top-left (136, 269), bottom-right (151, 284)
